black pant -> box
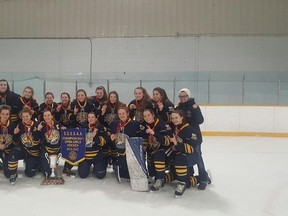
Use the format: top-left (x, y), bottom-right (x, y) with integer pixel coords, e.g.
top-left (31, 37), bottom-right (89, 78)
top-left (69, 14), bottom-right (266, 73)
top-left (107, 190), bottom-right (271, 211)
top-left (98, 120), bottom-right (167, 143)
top-left (8, 148), bottom-right (38, 177)
top-left (78, 157), bottom-right (107, 179)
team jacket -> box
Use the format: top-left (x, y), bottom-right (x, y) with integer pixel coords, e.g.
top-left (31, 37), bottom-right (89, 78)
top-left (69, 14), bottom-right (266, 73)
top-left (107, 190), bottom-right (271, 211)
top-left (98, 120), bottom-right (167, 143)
top-left (13, 120), bottom-right (41, 157)
top-left (84, 124), bottom-right (108, 160)
top-left (128, 99), bottom-right (153, 122)
top-left (152, 99), bottom-right (174, 123)
top-left (139, 118), bottom-right (173, 153)
top-left (176, 98), bottom-right (204, 143)
top-left (70, 99), bottom-right (95, 128)
top-left (170, 123), bottom-right (198, 154)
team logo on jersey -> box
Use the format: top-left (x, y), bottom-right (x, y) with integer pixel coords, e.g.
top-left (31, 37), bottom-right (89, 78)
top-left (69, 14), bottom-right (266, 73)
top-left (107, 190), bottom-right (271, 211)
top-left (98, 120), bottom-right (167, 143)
top-left (134, 110), bottom-right (143, 122)
top-left (61, 113), bottom-right (70, 124)
top-left (105, 113), bottom-right (118, 124)
top-left (0, 134), bottom-right (12, 146)
top-left (45, 130), bottom-right (60, 145)
top-left (76, 111), bottom-right (88, 124)
top-left (20, 133), bottom-right (40, 147)
top-left (139, 125), bottom-right (145, 131)
top-left (165, 124), bottom-right (172, 130)
top-left (191, 133), bottom-right (197, 140)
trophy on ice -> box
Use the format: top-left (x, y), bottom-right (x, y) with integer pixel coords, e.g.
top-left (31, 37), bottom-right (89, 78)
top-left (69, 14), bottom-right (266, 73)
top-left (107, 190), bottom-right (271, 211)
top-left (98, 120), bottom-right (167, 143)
top-left (41, 153), bottom-right (65, 185)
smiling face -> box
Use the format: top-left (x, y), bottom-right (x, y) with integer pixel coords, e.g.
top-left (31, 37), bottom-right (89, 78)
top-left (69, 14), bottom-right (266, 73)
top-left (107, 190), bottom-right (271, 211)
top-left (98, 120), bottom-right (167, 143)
top-left (0, 109), bottom-right (10, 124)
top-left (143, 110), bottom-right (154, 124)
top-left (178, 91), bottom-right (189, 103)
top-left (109, 93), bottom-right (117, 104)
top-left (0, 81), bottom-right (8, 93)
top-left (21, 111), bottom-right (32, 124)
top-left (118, 108), bottom-right (129, 122)
top-left (88, 113), bottom-right (97, 125)
top-left (45, 94), bottom-right (54, 105)
top-left (43, 111), bottom-right (53, 124)
top-left (152, 90), bottom-right (162, 102)
top-left (61, 93), bottom-right (70, 105)
top-left (134, 88), bottom-right (144, 101)
top-left (77, 91), bottom-right (86, 102)
top-left (96, 89), bottom-right (104, 99)
top-left (23, 88), bottom-right (33, 99)
top-left (171, 112), bottom-right (183, 126)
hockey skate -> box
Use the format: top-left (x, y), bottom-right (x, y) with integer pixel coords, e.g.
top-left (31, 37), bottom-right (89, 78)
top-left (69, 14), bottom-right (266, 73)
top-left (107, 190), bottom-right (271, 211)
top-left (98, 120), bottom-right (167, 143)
top-left (174, 181), bottom-right (186, 198)
top-left (150, 179), bottom-right (164, 192)
top-left (9, 174), bottom-right (18, 186)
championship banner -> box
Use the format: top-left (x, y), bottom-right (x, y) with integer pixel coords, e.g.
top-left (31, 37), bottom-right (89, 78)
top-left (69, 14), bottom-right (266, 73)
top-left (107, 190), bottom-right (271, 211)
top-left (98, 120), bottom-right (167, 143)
top-left (61, 128), bottom-right (86, 165)
top-left (125, 137), bottom-right (148, 192)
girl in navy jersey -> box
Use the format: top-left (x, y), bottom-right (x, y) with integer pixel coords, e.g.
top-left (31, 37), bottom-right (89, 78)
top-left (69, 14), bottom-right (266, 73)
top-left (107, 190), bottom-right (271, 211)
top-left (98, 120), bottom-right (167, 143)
top-left (12, 86), bottom-right (39, 123)
top-left (108, 107), bottom-right (141, 181)
top-left (89, 86), bottom-right (108, 113)
top-left (8, 107), bottom-right (41, 185)
top-left (71, 89), bottom-right (95, 128)
top-left (0, 105), bottom-right (15, 178)
top-left (35, 110), bottom-right (61, 178)
top-left (78, 112), bottom-right (108, 179)
top-left (152, 87), bottom-right (174, 123)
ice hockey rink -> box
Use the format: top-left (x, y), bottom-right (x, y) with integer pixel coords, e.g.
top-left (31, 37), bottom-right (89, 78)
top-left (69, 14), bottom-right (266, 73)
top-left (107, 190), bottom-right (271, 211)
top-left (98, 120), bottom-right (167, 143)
top-left (1, 136), bottom-right (287, 216)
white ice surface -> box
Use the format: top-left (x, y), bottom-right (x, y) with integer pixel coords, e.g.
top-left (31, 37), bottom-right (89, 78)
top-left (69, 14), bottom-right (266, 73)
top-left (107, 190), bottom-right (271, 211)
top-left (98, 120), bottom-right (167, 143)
top-left (1, 136), bottom-right (288, 216)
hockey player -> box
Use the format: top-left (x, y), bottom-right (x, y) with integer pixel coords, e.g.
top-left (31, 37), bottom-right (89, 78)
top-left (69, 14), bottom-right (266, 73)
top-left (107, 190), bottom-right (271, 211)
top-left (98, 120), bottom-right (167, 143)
top-left (0, 79), bottom-right (20, 122)
top-left (140, 109), bottom-right (172, 179)
top-left (97, 91), bottom-right (125, 166)
top-left (128, 87), bottom-right (153, 122)
top-left (8, 107), bottom-right (41, 185)
top-left (0, 105), bottom-right (16, 178)
top-left (152, 87), bottom-right (174, 123)
top-left (38, 92), bottom-right (58, 122)
top-left (108, 107), bottom-right (141, 181)
top-left (71, 89), bottom-right (94, 128)
top-left (97, 91), bottom-right (125, 127)
top-left (78, 112), bottom-right (108, 179)
top-left (35, 110), bottom-right (61, 178)
top-left (176, 88), bottom-right (211, 190)
top-left (89, 86), bottom-right (108, 114)
top-left (12, 86), bottom-right (39, 123)
top-left (150, 110), bottom-right (200, 198)
top-left (54, 92), bottom-right (76, 177)
top-left (0, 80), bottom-right (19, 170)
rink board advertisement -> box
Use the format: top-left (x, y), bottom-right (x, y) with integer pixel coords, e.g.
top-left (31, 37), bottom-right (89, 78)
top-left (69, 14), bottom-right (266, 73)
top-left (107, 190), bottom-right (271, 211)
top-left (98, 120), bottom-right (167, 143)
top-left (61, 128), bottom-right (86, 165)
